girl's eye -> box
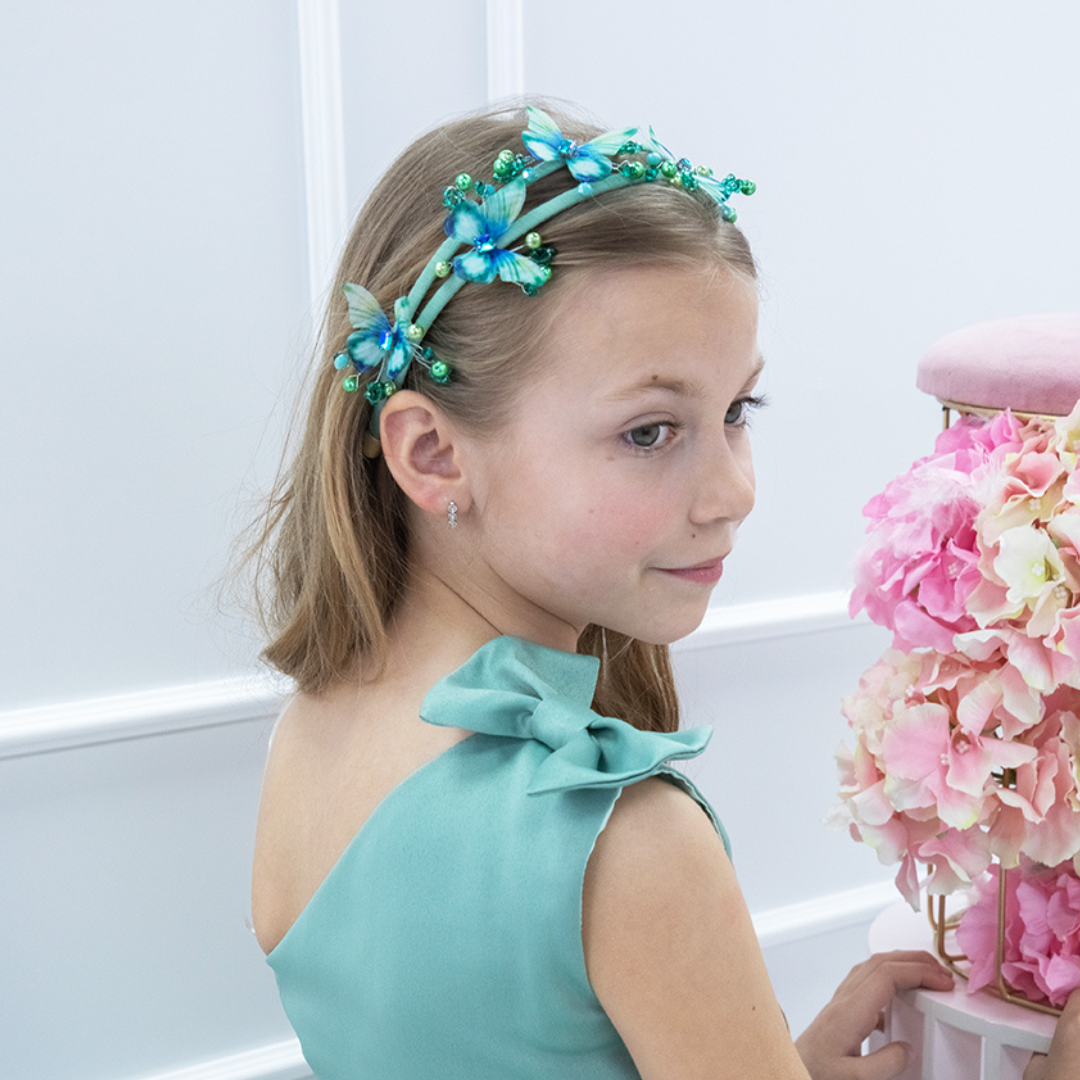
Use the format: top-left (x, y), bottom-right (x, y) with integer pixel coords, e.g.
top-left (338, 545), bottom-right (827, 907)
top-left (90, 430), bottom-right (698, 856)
top-left (626, 423), bottom-right (671, 449)
top-left (725, 394), bottom-right (767, 427)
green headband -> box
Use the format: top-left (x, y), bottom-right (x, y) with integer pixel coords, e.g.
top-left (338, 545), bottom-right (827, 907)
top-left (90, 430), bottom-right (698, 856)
top-left (331, 107), bottom-right (755, 454)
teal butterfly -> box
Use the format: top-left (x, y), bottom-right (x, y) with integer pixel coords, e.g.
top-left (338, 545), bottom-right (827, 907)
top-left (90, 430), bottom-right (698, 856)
top-left (521, 106), bottom-right (637, 183)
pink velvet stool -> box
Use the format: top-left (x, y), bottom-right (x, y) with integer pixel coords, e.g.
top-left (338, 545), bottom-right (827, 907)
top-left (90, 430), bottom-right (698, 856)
top-left (917, 314), bottom-right (1080, 417)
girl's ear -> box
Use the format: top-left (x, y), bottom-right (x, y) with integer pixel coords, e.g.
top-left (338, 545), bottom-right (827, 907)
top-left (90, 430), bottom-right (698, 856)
top-left (378, 390), bottom-right (468, 516)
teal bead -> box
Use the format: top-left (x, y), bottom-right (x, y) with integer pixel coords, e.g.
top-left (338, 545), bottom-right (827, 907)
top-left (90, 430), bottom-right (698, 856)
top-left (333, 352), bottom-right (349, 370)
top-left (524, 231), bottom-right (542, 249)
top-left (646, 152), bottom-right (661, 167)
top-left (434, 260), bottom-right (452, 278)
top-left (576, 181), bottom-right (593, 196)
top-left (644, 167), bottom-right (658, 181)
top-left (454, 173), bottom-right (472, 191)
top-left (406, 323), bottom-right (425, 343)
top-left (342, 374), bottom-right (359, 392)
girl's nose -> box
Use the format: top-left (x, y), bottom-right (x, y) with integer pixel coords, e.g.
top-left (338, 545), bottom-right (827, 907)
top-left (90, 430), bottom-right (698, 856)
top-left (689, 437), bottom-right (755, 527)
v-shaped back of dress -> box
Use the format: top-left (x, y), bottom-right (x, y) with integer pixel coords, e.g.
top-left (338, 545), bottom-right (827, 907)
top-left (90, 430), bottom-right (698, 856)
top-left (266, 636), bottom-right (727, 1080)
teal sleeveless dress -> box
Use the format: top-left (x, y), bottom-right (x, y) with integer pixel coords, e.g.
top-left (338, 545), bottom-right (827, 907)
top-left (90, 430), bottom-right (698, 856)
top-left (266, 636), bottom-right (728, 1079)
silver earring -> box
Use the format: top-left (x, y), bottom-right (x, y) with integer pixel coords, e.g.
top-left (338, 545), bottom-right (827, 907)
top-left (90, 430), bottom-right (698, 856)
top-left (447, 501), bottom-right (458, 529)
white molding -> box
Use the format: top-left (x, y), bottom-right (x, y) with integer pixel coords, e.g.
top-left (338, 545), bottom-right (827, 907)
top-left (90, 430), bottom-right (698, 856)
top-left (486, 0), bottom-right (524, 102)
top-left (0, 591), bottom-right (859, 759)
top-left (297, 0), bottom-right (348, 314)
top-left (0, 673), bottom-right (287, 761)
top-left (752, 880), bottom-right (898, 950)
top-left (674, 590), bottom-right (858, 652)
top-left (129, 1039), bottom-right (309, 1080)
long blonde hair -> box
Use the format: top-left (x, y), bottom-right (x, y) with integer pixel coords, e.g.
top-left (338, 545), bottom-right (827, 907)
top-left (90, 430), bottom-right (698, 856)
top-left (247, 100), bottom-right (756, 732)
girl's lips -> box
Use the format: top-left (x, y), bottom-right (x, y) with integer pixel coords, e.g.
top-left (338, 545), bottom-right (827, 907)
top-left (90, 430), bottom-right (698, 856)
top-left (655, 557), bottom-right (726, 585)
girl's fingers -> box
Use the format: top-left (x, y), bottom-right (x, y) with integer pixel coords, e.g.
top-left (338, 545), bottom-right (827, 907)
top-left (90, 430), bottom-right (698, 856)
top-left (1023, 1052), bottom-right (1047, 1080)
top-left (848, 1040), bottom-right (912, 1080)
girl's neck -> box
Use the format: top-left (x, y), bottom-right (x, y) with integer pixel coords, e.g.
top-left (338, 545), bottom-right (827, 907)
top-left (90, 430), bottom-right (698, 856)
top-left (383, 566), bottom-right (581, 680)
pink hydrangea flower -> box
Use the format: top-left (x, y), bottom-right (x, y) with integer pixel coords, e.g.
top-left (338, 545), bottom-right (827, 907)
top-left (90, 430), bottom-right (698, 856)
top-left (851, 413), bottom-right (1023, 652)
top-left (841, 399), bottom-right (1080, 914)
top-left (957, 858), bottom-right (1080, 1008)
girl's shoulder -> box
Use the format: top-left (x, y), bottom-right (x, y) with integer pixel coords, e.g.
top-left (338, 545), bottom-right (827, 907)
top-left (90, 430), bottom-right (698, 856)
top-left (582, 776), bottom-right (809, 1077)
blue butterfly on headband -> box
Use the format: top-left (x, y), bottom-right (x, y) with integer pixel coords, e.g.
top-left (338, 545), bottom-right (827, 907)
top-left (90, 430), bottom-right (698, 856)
top-left (445, 177), bottom-right (550, 289)
top-left (521, 106), bottom-right (637, 183)
top-left (338, 288), bottom-right (413, 378)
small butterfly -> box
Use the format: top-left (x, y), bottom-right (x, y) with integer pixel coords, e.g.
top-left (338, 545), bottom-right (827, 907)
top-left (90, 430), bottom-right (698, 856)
top-left (445, 178), bottom-right (550, 289)
top-left (521, 106), bottom-right (637, 183)
top-left (339, 287), bottom-right (413, 378)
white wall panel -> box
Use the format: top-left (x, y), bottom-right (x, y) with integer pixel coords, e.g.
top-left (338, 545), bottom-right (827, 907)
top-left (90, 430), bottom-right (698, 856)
top-left (522, 0), bottom-right (1080, 611)
top-left (2, 718), bottom-right (291, 1080)
top-left (675, 617), bottom-right (896, 912)
top-left (337, 0), bottom-right (488, 223)
top-left (0, 1), bottom-right (308, 708)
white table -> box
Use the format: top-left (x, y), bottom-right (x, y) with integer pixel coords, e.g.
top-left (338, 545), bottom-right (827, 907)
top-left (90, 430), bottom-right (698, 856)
top-left (867, 903), bottom-right (1057, 1080)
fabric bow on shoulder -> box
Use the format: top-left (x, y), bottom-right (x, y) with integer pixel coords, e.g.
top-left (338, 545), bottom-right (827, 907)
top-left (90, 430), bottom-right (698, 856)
top-left (420, 636), bottom-right (712, 796)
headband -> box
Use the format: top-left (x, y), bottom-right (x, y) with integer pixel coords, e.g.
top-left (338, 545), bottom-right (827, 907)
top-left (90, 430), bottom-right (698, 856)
top-left (331, 107), bottom-right (755, 455)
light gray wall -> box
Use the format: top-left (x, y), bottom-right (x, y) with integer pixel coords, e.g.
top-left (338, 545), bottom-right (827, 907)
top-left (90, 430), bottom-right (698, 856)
top-left (2, 2), bottom-right (1078, 1077)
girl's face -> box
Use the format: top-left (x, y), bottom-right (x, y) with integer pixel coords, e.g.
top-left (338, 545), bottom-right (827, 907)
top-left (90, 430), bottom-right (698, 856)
top-left (461, 263), bottom-right (762, 651)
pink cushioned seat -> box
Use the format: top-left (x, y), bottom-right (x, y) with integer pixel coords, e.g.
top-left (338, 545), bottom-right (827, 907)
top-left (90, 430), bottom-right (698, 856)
top-left (916, 314), bottom-right (1080, 416)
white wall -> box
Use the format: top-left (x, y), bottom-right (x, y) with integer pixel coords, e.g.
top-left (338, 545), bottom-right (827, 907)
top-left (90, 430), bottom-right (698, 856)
top-left (2, 1), bottom-right (1078, 1077)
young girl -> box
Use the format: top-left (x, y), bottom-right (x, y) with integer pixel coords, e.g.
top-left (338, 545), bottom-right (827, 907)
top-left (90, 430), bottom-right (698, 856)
top-left (249, 101), bottom-right (1079, 1079)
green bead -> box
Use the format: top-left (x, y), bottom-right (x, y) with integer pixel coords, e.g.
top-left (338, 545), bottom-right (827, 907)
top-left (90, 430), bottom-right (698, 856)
top-left (695, 165), bottom-right (713, 177)
top-left (342, 374), bottom-right (359, 392)
top-left (660, 161), bottom-right (677, 178)
top-left (429, 360), bottom-right (451, 383)
top-left (525, 231), bottom-right (542, 249)
top-left (741, 180), bottom-right (757, 196)
top-left (626, 161), bottom-right (645, 180)
top-left (721, 206), bottom-right (737, 223)
top-left (497, 149), bottom-right (514, 163)
top-left (406, 323), bottom-right (425, 342)
top-left (434, 260), bottom-right (452, 278)
top-left (454, 173), bottom-right (472, 191)
top-left (539, 265), bottom-right (552, 282)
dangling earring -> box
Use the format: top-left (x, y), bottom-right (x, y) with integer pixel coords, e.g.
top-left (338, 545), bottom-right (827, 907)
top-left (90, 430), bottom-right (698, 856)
top-left (447, 501), bottom-right (458, 529)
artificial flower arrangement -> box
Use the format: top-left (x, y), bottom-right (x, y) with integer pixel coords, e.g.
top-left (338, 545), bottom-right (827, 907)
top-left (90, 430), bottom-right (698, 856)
top-left (836, 400), bottom-right (1080, 1011)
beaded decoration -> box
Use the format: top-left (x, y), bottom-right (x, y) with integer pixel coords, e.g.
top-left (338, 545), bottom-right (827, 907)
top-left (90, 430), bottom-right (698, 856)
top-left (332, 107), bottom-right (755, 454)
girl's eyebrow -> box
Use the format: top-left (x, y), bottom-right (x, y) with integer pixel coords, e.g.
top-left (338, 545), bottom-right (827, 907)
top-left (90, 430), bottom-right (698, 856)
top-left (604, 354), bottom-right (766, 403)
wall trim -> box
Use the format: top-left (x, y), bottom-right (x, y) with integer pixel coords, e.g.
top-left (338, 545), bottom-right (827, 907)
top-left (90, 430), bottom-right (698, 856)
top-left (673, 590), bottom-right (856, 652)
top-left (297, 0), bottom-right (348, 314)
top-left (752, 879), bottom-right (897, 950)
top-left (130, 1039), bottom-right (309, 1080)
top-left (0, 674), bottom-right (286, 761)
top-left (125, 880), bottom-right (896, 1080)
top-left (0, 591), bottom-right (859, 759)
top-left (486, 0), bottom-right (524, 102)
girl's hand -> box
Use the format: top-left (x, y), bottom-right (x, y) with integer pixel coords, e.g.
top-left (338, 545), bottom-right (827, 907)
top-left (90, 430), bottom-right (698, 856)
top-left (794, 951), bottom-right (954, 1080)
top-left (1023, 991), bottom-right (1080, 1080)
